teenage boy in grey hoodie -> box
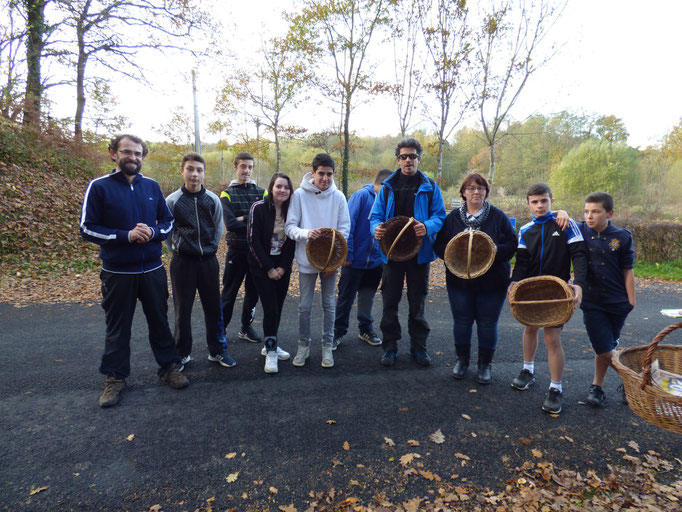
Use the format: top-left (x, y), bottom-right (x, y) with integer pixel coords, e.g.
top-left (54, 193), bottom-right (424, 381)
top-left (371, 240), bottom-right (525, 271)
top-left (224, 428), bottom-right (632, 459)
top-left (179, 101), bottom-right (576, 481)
top-left (285, 153), bottom-right (350, 368)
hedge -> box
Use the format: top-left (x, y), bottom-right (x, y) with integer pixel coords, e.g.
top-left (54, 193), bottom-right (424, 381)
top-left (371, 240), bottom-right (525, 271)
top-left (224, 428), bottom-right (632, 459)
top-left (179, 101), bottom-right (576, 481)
top-left (617, 220), bottom-right (682, 263)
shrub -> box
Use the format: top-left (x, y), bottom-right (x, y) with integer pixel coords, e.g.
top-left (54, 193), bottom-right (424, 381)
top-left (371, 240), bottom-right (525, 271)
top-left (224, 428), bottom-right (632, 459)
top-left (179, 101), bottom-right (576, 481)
top-left (617, 219), bottom-right (682, 263)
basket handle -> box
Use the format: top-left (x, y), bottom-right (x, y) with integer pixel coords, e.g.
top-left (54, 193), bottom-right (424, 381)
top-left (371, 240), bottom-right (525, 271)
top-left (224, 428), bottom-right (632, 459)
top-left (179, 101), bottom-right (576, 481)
top-left (640, 322), bottom-right (682, 389)
top-left (322, 229), bottom-right (336, 272)
top-left (387, 217), bottom-right (414, 260)
top-left (466, 230), bottom-right (473, 279)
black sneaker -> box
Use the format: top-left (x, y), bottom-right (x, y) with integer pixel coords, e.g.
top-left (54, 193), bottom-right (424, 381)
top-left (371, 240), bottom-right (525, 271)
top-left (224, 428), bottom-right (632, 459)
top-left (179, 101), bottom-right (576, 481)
top-left (542, 388), bottom-right (563, 414)
top-left (511, 369), bottom-right (536, 390)
top-left (381, 350), bottom-right (397, 367)
top-left (410, 347), bottom-right (432, 367)
top-left (359, 331), bottom-right (382, 346)
top-left (585, 384), bottom-right (605, 407)
top-left (332, 336), bottom-right (343, 351)
top-left (238, 325), bottom-right (262, 343)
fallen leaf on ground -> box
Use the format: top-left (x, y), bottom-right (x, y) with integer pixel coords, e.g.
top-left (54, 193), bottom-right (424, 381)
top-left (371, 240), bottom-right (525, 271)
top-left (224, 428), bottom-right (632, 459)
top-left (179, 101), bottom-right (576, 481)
top-left (226, 472), bottom-right (239, 483)
top-left (519, 437), bottom-right (532, 446)
top-left (400, 453), bottom-right (421, 466)
top-left (461, 414), bottom-right (471, 420)
top-left (429, 429), bottom-right (445, 444)
top-left (326, 420), bottom-right (336, 425)
top-left (454, 453), bottom-right (470, 461)
top-left (407, 439), bottom-right (420, 446)
top-left (628, 440), bottom-right (640, 453)
top-left (532, 449), bottom-right (543, 458)
top-left (331, 458), bottom-right (343, 467)
top-left (241, 493), bottom-right (248, 499)
top-left (384, 437), bottom-right (395, 447)
top-left (471, 432), bottom-right (477, 438)
top-left (469, 389), bottom-right (477, 393)
top-left (343, 441), bottom-right (350, 451)
top-left (126, 434), bottom-right (135, 441)
top-left (269, 486), bottom-right (278, 494)
top-left (402, 497), bottom-right (422, 512)
top-left (29, 486), bottom-right (48, 496)
top-left (350, 479), bottom-right (360, 486)
top-left (338, 497), bottom-right (359, 507)
top-left (225, 452), bottom-right (237, 459)
top-left (279, 505), bottom-right (296, 512)
top-left (147, 506), bottom-right (162, 512)
top-left (564, 436), bottom-right (574, 443)
top-left (398, 407), bottom-right (409, 412)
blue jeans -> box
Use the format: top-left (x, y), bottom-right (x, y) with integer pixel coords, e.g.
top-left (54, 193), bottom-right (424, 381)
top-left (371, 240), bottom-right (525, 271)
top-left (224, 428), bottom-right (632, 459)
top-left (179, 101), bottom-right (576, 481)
top-left (334, 265), bottom-right (382, 337)
top-left (446, 285), bottom-right (506, 351)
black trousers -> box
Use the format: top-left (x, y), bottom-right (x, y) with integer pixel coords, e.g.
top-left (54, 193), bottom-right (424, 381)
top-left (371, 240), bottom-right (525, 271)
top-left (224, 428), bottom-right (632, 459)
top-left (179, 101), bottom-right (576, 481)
top-left (250, 256), bottom-right (291, 345)
top-left (170, 253), bottom-right (227, 358)
top-left (221, 248), bottom-right (259, 331)
top-left (99, 267), bottom-right (179, 379)
top-left (380, 259), bottom-right (430, 353)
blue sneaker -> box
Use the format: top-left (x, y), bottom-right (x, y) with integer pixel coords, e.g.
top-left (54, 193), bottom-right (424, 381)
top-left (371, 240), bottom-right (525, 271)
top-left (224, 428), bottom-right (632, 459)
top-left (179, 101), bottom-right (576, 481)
top-left (410, 347), bottom-right (432, 367)
top-left (381, 350), bottom-right (397, 367)
top-left (208, 352), bottom-right (236, 368)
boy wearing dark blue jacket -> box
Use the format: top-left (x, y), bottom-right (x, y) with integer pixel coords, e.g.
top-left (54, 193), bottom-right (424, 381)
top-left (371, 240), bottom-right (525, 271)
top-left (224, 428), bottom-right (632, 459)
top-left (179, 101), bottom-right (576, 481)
top-left (80, 135), bottom-right (187, 408)
top-left (333, 169), bottom-right (392, 350)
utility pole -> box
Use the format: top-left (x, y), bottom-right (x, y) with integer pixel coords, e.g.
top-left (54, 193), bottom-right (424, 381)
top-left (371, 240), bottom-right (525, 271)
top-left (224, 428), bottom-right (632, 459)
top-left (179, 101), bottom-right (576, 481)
top-left (192, 69), bottom-right (201, 154)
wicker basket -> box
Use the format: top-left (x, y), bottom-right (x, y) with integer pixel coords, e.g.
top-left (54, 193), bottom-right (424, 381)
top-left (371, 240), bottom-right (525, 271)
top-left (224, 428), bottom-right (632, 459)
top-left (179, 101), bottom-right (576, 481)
top-left (508, 275), bottom-right (575, 327)
top-left (612, 323), bottom-right (682, 435)
top-left (380, 216), bottom-right (422, 262)
top-left (444, 230), bottom-right (497, 279)
top-left (305, 228), bottom-right (348, 272)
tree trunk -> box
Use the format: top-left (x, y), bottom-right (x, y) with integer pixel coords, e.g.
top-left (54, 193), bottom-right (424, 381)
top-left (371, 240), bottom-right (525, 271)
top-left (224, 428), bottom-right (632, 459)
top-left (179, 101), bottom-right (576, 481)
top-left (342, 98), bottom-right (351, 197)
top-left (23, 0), bottom-right (47, 128)
top-left (489, 142), bottom-right (496, 185)
top-left (74, 25), bottom-right (88, 143)
top-left (275, 128), bottom-right (281, 173)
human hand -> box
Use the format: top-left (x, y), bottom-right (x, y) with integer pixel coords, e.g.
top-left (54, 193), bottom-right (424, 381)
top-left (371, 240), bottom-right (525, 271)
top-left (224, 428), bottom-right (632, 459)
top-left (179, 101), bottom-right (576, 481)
top-left (413, 219), bottom-right (426, 237)
top-left (322, 271), bottom-right (335, 279)
top-left (554, 210), bottom-right (569, 231)
top-left (570, 284), bottom-right (582, 308)
top-left (374, 224), bottom-right (386, 240)
top-left (276, 267), bottom-right (286, 279)
top-left (308, 229), bottom-right (321, 240)
top-left (268, 268), bottom-right (281, 280)
top-left (130, 223), bottom-right (152, 243)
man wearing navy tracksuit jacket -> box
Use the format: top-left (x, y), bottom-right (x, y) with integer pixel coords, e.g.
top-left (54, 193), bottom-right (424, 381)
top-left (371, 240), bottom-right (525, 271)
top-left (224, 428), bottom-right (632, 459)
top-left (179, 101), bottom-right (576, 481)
top-left (80, 134), bottom-right (187, 408)
top-left (332, 169), bottom-right (392, 349)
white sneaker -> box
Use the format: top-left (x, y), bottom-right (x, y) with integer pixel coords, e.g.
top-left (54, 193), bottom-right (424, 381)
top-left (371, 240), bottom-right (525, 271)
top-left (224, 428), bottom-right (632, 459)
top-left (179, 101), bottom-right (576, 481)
top-left (180, 355), bottom-right (191, 365)
top-left (264, 351), bottom-right (278, 373)
top-left (260, 346), bottom-right (291, 360)
top-left (321, 343), bottom-right (334, 368)
top-left (292, 341), bottom-right (310, 367)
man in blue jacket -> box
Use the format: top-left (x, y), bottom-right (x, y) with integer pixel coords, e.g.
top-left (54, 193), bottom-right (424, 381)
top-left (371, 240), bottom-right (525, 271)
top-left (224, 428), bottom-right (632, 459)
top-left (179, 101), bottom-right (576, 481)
top-left (370, 138), bottom-right (446, 367)
top-left (80, 134), bottom-right (188, 408)
top-left (333, 168), bottom-right (392, 350)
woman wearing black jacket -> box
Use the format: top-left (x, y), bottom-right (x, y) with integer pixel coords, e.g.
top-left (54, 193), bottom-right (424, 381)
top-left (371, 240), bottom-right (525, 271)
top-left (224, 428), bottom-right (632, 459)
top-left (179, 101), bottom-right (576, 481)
top-left (247, 172), bottom-right (296, 374)
top-left (434, 173), bottom-right (517, 384)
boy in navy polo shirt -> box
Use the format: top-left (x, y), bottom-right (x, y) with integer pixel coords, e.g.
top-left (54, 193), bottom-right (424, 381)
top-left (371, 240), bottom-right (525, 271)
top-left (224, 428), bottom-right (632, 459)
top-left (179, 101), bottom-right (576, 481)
top-left (578, 192), bottom-right (635, 406)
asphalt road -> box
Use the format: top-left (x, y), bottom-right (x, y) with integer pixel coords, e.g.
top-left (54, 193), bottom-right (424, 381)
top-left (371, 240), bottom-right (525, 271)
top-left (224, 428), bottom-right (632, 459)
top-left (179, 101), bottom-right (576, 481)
top-left (1, 280), bottom-right (681, 511)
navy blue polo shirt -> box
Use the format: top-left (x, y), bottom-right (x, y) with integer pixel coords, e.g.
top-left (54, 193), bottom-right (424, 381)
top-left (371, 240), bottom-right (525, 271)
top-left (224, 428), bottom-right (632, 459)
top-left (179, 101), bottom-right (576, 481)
top-left (579, 220), bottom-right (634, 304)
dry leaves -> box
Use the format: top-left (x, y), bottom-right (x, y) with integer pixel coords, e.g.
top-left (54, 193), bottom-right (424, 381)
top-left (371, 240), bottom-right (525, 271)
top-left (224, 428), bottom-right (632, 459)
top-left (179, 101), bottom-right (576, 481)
top-left (343, 441), bottom-right (350, 451)
top-left (29, 486), bottom-right (48, 496)
top-left (429, 429), bottom-right (445, 444)
top-left (225, 452), bottom-right (237, 459)
top-left (279, 505), bottom-right (297, 512)
top-left (407, 440), bottom-right (420, 447)
top-left (126, 434), bottom-right (135, 441)
top-left (384, 437), bottom-right (395, 447)
top-left (461, 414), bottom-right (471, 420)
top-left (399, 453), bottom-right (421, 467)
top-left (225, 472), bottom-right (239, 483)
top-left (454, 453), bottom-right (470, 461)
top-left (326, 420), bottom-right (336, 425)
top-left (269, 486), bottom-right (278, 494)
top-left (531, 449), bottom-right (543, 458)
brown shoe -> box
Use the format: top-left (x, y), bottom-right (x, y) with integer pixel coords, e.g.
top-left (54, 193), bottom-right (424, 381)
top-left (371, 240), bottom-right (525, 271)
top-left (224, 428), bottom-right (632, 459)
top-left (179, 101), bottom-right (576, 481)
top-left (99, 377), bottom-right (125, 408)
top-left (161, 364), bottom-right (189, 389)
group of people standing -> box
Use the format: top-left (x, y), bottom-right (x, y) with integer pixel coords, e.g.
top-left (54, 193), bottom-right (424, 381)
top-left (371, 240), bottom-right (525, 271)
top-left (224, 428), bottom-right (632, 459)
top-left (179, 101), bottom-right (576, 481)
top-left (81, 135), bottom-right (635, 417)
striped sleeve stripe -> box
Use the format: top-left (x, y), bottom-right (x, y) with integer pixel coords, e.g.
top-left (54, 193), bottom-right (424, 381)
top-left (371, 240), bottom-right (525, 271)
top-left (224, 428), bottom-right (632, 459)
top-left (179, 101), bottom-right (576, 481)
top-left (566, 219), bottom-right (584, 243)
top-left (80, 175), bottom-right (117, 240)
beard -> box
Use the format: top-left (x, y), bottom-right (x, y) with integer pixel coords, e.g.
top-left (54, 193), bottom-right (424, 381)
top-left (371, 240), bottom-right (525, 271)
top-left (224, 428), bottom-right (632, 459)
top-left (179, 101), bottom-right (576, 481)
top-left (120, 160), bottom-right (142, 176)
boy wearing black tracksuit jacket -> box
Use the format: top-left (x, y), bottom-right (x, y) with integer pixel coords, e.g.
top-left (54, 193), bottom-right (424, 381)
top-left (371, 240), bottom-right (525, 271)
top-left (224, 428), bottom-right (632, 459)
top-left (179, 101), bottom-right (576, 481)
top-left (166, 152), bottom-right (234, 368)
top-left (509, 183), bottom-right (587, 415)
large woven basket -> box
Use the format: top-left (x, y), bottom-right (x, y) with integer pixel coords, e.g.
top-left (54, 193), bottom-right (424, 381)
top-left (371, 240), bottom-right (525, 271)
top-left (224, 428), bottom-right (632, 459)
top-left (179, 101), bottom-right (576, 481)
top-left (305, 228), bottom-right (348, 272)
top-left (444, 230), bottom-right (497, 279)
top-left (612, 323), bottom-right (682, 435)
top-left (508, 275), bottom-right (575, 327)
top-left (380, 216), bottom-right (422, 262)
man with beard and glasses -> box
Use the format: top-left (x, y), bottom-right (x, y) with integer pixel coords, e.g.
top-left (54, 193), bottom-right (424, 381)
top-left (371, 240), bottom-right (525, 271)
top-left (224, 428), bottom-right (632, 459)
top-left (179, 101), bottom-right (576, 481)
top-left (80, 134), bottom-right (188, 408)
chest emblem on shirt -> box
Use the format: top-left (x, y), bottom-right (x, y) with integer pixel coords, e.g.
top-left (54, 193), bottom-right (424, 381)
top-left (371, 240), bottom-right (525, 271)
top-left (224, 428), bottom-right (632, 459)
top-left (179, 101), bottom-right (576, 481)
top-left (609, 238), bottom-right (620, 251)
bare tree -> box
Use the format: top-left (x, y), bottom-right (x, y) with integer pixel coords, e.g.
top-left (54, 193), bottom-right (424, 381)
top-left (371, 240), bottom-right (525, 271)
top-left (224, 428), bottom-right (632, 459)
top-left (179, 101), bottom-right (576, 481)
top-left (418, 0), bottom-right (472, 180)
top-left (473, 0), bottom-right (564, 184)
top-left (51, 0), bottom-right (209, 142)
top-left (1, 1), bottom-right (26, 120)
top-left (285, 0), bottom-right (393, 196)
top-left (22, 0), bottom-right (50, 127)
top-left (390, 0), bottom-right (424, 137)
top-left (214, 37), bottom-right (311, 173)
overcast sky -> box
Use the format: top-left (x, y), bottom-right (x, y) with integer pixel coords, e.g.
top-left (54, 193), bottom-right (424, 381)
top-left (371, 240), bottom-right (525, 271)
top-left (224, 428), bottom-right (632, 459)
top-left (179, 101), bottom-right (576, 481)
top-left (47, 0), bottom-right (682, 149)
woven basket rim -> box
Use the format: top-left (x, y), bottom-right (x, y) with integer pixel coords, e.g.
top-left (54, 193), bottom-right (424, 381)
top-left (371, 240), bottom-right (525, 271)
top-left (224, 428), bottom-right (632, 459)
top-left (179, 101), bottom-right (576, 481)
top-left (305, 228), bottom-right (348, 272)
top-left (508, 275), bottom-right (574, 327)
top-left (443, 230), bottom-right (497, 279)
top-left (380, 216), bottom-right (422, 261)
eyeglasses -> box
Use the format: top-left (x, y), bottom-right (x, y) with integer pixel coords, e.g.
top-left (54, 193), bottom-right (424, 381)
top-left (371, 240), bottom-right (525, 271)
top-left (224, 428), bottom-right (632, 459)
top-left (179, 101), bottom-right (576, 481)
top-left (397, 153), bottom-right (419, 161)
top-left (464, 187), bottom-right (486, 193)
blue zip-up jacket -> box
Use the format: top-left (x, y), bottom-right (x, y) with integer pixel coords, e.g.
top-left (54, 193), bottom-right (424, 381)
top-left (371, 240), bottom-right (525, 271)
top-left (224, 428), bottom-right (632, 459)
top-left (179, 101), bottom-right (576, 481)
top-left (347, 184), bottom-right (382, 269)
top-left (369, 169), bottom-right (446, 264)
top-left (80, 170), bottom-right (174, 273)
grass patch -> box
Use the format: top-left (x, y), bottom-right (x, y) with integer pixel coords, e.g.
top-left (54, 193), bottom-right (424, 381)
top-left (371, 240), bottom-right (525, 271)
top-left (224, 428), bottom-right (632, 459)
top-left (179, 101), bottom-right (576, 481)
top-left (634, 260), bottom-right (682, 281)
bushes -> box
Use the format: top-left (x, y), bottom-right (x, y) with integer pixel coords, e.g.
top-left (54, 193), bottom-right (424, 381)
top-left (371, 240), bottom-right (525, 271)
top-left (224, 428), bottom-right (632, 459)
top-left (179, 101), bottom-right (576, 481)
top-left (617, 219), bottom-right (682, 263)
